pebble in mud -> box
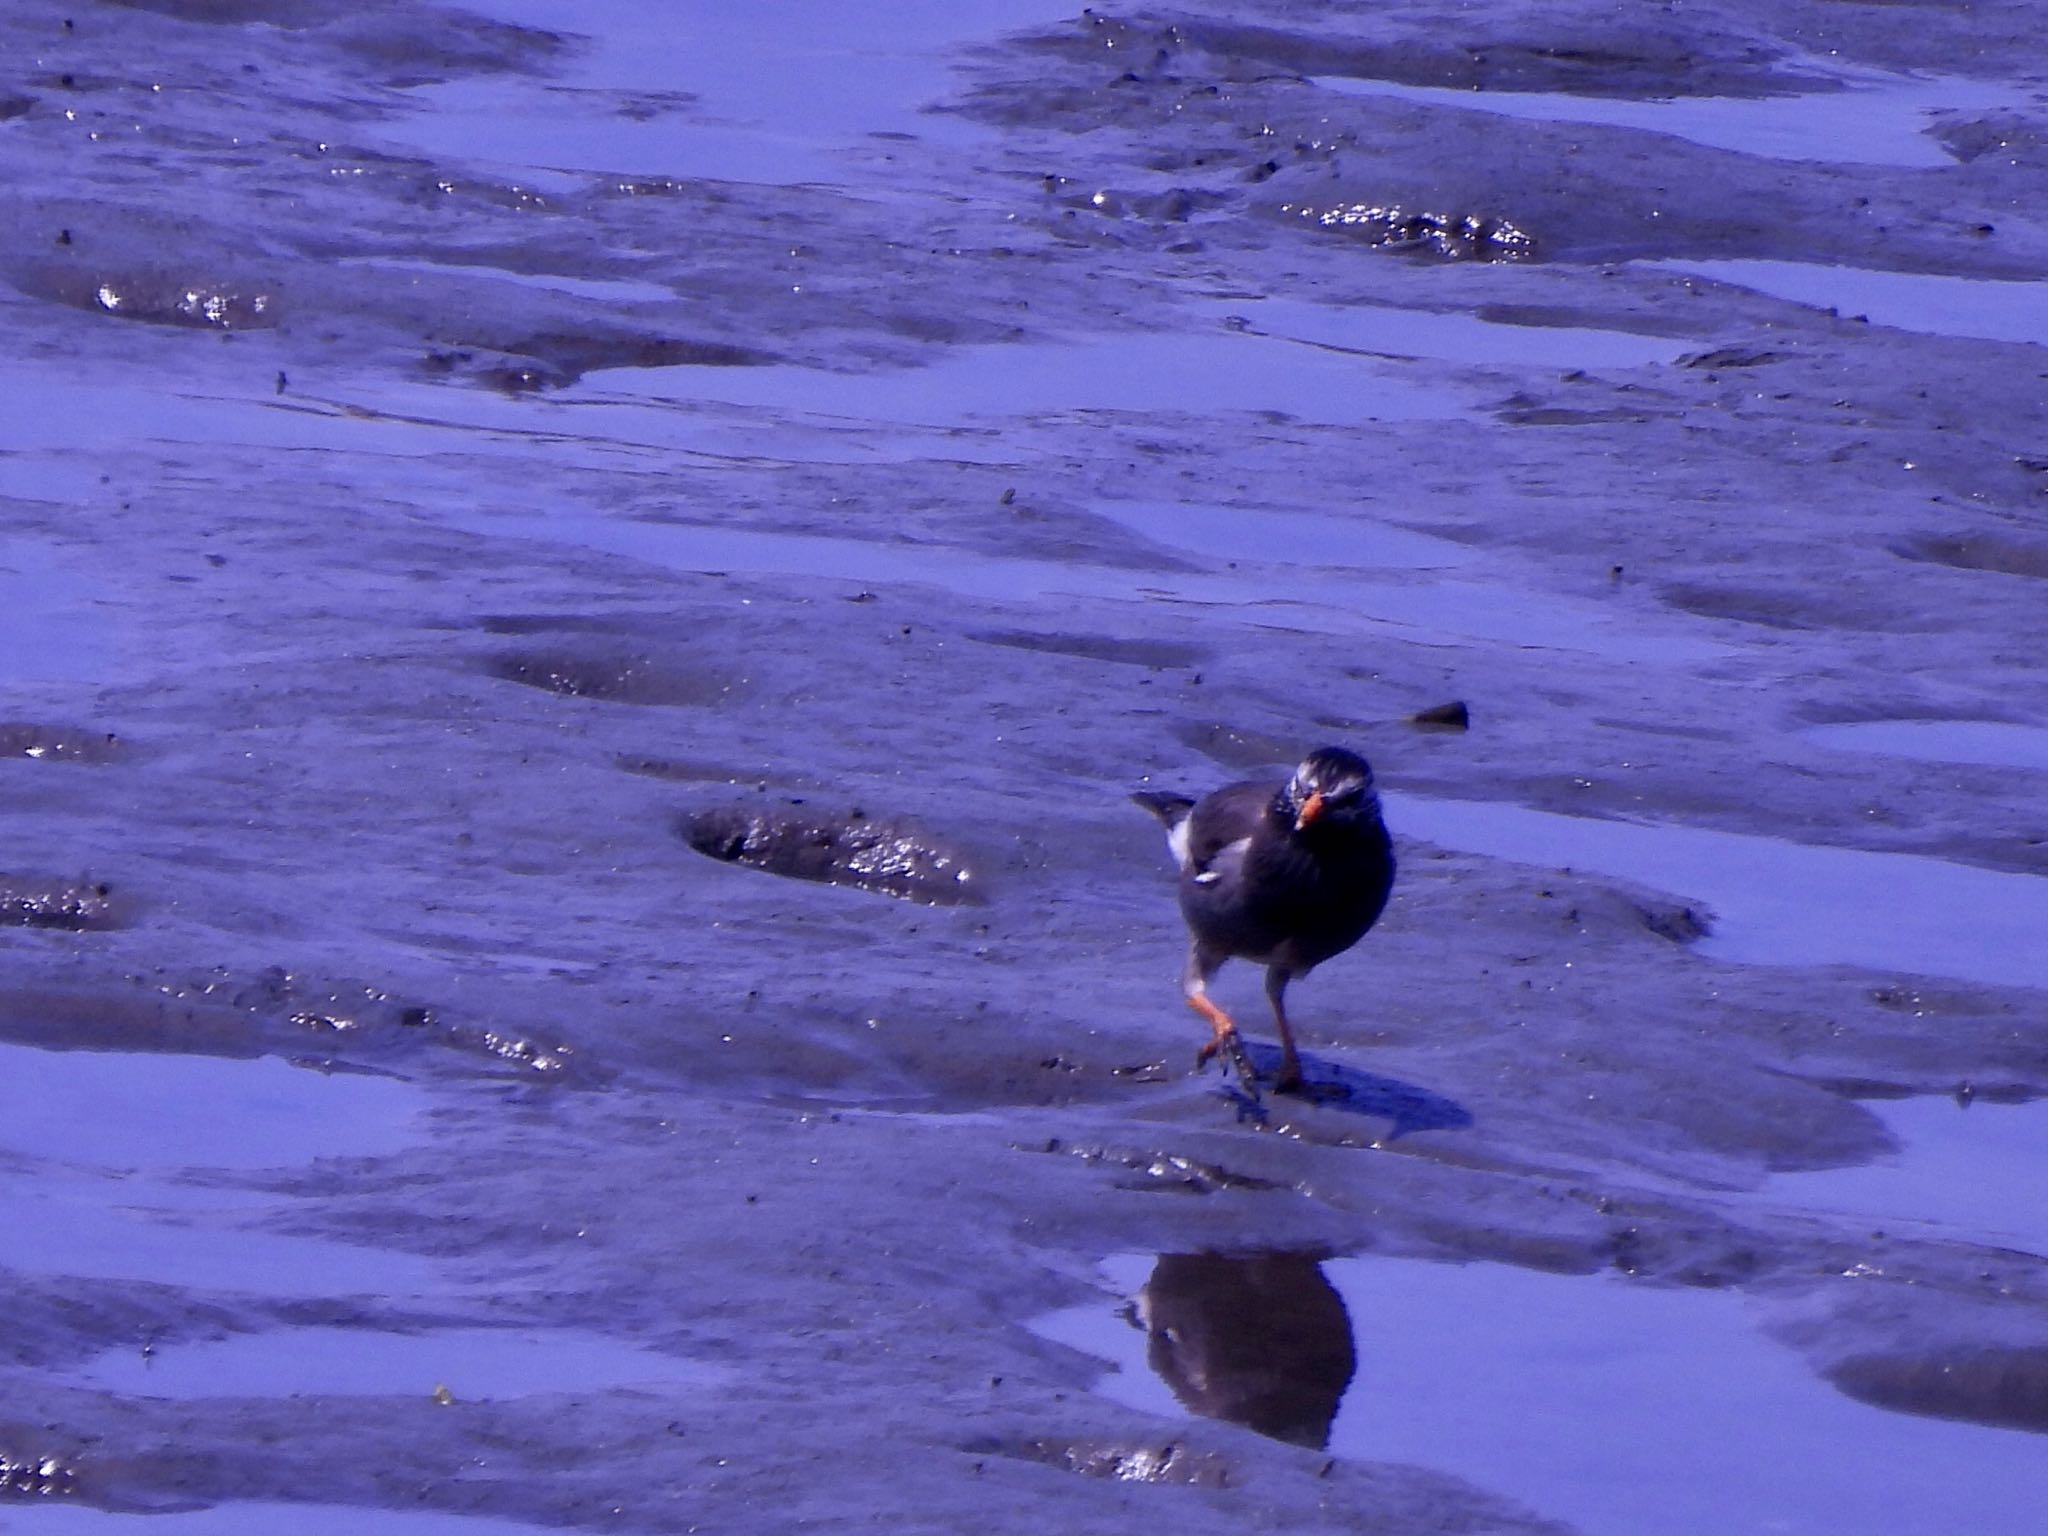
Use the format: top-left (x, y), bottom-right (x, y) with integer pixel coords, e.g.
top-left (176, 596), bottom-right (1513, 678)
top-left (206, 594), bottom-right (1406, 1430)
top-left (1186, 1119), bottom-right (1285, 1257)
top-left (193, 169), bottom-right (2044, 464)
top-left (0, 1449), bottom-right (78, 1498)
top-left (0, 877), bottom-right (122, 931)
top-left (1407, 700), bottom-right (1470, 732)
top-left (683, 804), bottom-right (984, 905)
top-left (1278, 201), bottom-right (1536, 260)
top-left (11, 261), bottom-right (279, 330)
top-left (0, 722), bottom-right (125, 763)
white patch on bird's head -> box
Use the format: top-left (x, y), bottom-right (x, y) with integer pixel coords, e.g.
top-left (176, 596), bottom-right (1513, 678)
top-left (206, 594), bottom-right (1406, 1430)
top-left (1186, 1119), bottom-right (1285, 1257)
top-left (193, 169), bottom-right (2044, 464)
top-left (1284, 745), bottom-right (1381, 825)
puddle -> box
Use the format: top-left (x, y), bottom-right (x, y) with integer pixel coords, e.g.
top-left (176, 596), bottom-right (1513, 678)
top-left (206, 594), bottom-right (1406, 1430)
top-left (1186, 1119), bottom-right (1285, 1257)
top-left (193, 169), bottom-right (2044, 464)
top-left (1389, 793), bottom-right (2048, 990)
top-left (0, 1043), bottom-right (435, 1297)
top-left (1802, 718), bottom-right (2048, 771)
top-left (337, 257), bottom-right (680, 305)
top-left (1038, 1252), bottom-right (2048, 1536)
top-left (0, 544), bottom-right (118, 686)
top-left (0, 1503), bottom-right (566, 1536)
top-left (0, 1174), bottom-right (441, 1296)
top-left (0, 1043), bottom-right (425, 1172)
top-left (65, 1324), bottom-right (723, 1401)
top-left (1214, 296), bottom-right (1687, 370)
top-left (1770, 1096), bottom-right (2048, 1255)
top-left (380, 0), bottom-right (1080, 185)
top-left (1642, 259), bottom-right (2048, 347)
top-left (1315, 66), bottom-right (2023, 167)
top-left (585, 322), bottom-right (1474, 424)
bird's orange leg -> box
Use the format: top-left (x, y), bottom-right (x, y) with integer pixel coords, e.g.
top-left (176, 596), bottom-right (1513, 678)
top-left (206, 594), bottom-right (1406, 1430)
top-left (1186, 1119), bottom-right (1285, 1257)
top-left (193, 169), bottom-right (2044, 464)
top-left (1185, 960), bottom-right (1260, 1094)
top-left (1186, 988), bottom-right (1240, 1066)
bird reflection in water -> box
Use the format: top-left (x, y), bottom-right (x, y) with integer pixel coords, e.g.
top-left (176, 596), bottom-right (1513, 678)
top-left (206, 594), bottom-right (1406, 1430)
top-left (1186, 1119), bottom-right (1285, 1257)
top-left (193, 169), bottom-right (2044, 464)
top-left (1137, 1252), bottom-right (1356, 1448)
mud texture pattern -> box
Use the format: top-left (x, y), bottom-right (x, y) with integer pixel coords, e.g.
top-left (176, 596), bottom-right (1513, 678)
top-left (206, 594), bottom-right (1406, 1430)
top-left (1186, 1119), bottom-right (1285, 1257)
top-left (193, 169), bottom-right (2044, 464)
top-left (2, 0), bottom-right (2046, 1533)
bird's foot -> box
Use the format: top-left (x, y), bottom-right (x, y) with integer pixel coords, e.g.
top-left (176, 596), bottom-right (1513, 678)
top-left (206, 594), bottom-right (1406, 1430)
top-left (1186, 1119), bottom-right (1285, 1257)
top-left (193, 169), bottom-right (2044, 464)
top-left (1196, 1031), bottom-right (1262, 1097)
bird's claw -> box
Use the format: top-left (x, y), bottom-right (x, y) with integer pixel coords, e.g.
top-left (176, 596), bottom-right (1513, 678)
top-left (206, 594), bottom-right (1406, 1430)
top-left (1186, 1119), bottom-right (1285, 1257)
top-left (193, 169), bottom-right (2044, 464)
top-left (1196, 1030), bottom-right (1262, 1098)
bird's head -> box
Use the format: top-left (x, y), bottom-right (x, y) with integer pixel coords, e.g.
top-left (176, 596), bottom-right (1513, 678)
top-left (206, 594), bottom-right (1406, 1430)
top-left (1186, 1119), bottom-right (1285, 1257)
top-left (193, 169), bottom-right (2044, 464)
top-left (1277, 746), bottom-right (1380, 834)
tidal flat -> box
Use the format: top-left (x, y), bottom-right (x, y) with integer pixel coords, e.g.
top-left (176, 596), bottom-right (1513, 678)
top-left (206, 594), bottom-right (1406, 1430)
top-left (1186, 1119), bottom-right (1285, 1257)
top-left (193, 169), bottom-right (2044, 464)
top-left (1, 1), bottom-right (2045, 1531)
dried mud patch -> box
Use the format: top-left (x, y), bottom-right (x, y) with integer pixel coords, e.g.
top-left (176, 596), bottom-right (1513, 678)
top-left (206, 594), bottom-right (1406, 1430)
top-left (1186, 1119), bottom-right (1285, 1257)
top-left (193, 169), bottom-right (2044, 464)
top-left (1172, 721), bottom-right (1302, 773)
top-left (614, 752), bottom-right (755, 784)
top-left (486, 648), bottom-right (741, 707)
top-left (101, 0), bottom-right (329, 25)
top-left (1892, 531), bottom-right (2048, 580)
top-left (1176, 16), bottom-right (1798, 99)
top-left (497, 329), bottom-right (773, 384)
top-left (477, 613), bottom-right (631, 636)
top-left (682, 803), bottom-right (986, 906)
top-left (1657, 581), bottom-right (1933, 632)
top-left (1829, 1346), bottom-right (2048, 1435)
top-left (851, 1042), bottom-right (1176, 1115)
top-left (969, 630), bottom-right (1209, 670)
top-left (435, 329), bottom-right (776, 391)
top-left (1547, 885), bottom-right (1713, 946)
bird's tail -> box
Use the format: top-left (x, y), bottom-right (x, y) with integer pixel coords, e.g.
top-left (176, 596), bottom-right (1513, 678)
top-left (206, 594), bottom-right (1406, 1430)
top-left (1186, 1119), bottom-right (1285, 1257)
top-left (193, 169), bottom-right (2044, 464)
top-left (1130, 790), bottom-right (1196, 827)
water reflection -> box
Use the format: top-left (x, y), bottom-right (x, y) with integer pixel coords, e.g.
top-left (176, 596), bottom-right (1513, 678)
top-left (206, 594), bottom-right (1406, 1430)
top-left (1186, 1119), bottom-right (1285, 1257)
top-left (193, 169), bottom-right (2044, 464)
top-left (1037, 1252), bottom-right (2048, 1536)
top-left (1137, 1252), bottom-right (1355, 1448)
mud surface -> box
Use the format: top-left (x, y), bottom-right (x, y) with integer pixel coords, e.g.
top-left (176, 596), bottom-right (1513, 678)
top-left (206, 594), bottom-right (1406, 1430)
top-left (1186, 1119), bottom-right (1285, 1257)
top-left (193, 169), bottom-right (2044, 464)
top-left (2, 0), bottom-right (2046, 1532)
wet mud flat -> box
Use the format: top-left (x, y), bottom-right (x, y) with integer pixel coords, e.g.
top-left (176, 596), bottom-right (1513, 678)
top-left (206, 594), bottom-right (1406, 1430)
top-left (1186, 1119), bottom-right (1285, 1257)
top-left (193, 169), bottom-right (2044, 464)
top-left (2, 0), bottom-right (2047, 1532)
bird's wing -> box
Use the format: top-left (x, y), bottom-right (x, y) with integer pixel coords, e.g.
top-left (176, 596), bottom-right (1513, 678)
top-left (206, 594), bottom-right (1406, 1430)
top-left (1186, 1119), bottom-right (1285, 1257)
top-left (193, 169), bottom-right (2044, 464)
top-left (1181, 780), bottom-right (1274, 878)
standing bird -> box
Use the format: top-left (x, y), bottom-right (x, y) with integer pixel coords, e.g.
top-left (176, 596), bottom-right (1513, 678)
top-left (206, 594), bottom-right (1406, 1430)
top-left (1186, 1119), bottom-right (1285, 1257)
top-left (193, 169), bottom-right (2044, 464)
top-left (1134, 746), bottom-right (1395, 1092)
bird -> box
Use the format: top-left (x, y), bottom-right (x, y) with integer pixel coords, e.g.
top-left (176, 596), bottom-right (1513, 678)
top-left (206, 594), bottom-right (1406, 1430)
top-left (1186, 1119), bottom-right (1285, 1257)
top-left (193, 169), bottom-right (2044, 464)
top-left (1133, 746), bottom-right (1395, 1093)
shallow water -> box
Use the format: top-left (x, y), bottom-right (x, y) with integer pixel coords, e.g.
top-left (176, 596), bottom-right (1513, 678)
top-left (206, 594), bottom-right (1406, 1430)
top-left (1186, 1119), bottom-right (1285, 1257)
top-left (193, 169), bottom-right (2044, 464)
top-left (589, 324), bottom-right (1476, 425)
top-left (1768, 1095), bottom-right (2048, 1256)
top-left (1391, 793), bottom-right (2048, 990)
top-left (379, 0), bottom-right (1085, 185)
top-left (0, 543), bottom-right (118, 686)
top-left (1038, 1252), bottom-right (2048, 1536)
top-left (1803, 718), bottom-right (2048, 772)
top-left (0, 1175), bottom-right (443, 1297)
top-left (0, 1043), bottom-right (424, 1172)
top-left (1643, 259), bottom-right (2048, 347)
top-left (337, 257), bottom-right (681, 306)
top-left (1315, 65), bottom-right (2021, 167)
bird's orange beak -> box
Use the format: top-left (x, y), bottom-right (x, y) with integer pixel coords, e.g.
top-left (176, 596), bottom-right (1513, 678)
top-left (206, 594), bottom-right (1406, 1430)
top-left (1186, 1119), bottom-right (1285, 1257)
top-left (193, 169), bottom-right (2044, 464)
top-left (1294, 789), bottom-right (1325, 831)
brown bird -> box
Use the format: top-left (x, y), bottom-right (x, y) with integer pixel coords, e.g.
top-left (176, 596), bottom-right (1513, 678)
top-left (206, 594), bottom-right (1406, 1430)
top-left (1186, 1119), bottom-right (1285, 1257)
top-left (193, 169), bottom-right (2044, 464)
top-left (1135, 746), bottom-right (1395, 1091)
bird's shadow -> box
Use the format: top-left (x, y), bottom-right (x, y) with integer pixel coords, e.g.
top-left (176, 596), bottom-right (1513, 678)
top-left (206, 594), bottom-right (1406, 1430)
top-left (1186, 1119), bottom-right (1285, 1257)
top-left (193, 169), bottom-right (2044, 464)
top-left (1218, 1042), bottom-right (1473, 1139)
